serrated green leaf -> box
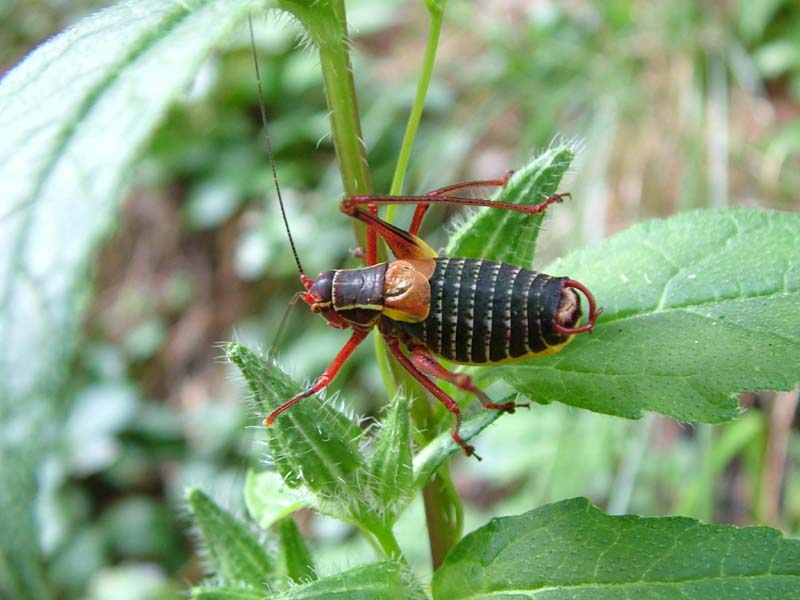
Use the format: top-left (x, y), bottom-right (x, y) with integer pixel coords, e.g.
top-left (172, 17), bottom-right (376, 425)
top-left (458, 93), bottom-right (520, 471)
top-left (187, 488), bottom-right (274, 588)
top-left (277, 517), bottom-right (317, 584)
top-left (490, 208), bottom-right (800, 422)
top-left (274, 561), bottom-right (427, 600)
top-left (445, 145), bottom-right (575, 266)
top-left (245, 470), bottom-right (312, 530)
top-left (432, 497), bottom-right (800, 599)
top-left (367, 394), bottom-right (414, 520)
top-left (227, 343), bottom-right (368, 515)
top-left (413, 410), bottom-right (502, 489)
top-left (191, 586), bottom-right (265, 600)
top-left (0, 2), bottom-right (271, 596)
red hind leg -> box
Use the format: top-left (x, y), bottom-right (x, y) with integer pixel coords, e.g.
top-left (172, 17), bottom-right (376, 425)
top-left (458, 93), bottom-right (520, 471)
top-left (358, 173), bottom-right (516, 262)
top-left (342, 192), bottom-right (570, 261)
top-left (365, 203), bottom-right (379, 266)
top-left (408, 347), bottom-right (528, 413)
top-left (409, 172), bottom-right (514, 235)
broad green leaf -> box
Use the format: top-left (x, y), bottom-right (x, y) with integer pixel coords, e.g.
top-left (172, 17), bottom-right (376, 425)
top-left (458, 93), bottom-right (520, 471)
top-left (191, 587), bottom-right (265, 600)
top-left (186, 488), bottom-right (274, 588)
top-left (0, 2), bottom-right (271, 596)
top-left (245, 470), bottom-right (312, 529)
top-left (413, 410), bottom-right (502, 489)
top-left (445, 145), bottom-right (575, 266)
top-left (491, 208), bottom-right (800, 422)
top-left (277, 517), bottom-right (317, 583)
top-left (227, 343), bottom-right (368, 516)
top-left (274, 561), bottom-right (427, 600)
top-left (367, 394), bottom-right (414, 520)
top-left (0, 0), bottom-right (273, 416)
top-left (432, 497), bottom-right (800, 599)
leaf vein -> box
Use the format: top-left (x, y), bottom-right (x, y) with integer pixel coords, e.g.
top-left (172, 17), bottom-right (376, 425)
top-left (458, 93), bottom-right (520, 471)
top-left (0, 1), bottom-right (202, 347)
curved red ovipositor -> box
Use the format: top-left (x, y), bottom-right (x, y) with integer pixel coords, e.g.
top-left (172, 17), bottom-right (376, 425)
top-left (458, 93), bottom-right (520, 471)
top-left (552, 278), bottom-right (602, 336)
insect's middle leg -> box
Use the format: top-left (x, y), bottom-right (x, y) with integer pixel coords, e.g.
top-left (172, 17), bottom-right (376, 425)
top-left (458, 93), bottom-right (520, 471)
top-left (408, 347), bottom-right (529, 414)
top-left (383, 336), bottom-right (479, 458)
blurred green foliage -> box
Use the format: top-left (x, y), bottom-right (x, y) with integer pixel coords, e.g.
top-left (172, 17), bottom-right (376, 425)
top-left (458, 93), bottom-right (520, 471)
top-left (0, 0), bottom-right (798, 597)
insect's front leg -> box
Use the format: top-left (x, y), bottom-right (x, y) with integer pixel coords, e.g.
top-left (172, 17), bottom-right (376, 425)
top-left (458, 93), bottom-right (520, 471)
top-left (263, 328), bottom-right (369, 426)
top-left (408, 347), bottom-right (529, 414)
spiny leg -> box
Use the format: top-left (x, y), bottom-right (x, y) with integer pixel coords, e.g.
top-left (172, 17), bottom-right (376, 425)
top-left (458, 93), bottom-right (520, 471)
top-left (409, 347), bottom-right (528, 413)
top-left (352, 174), bottom-right (519, 261)
top-left (409, 172), bottom-right (514, 235)
top-left (343, 191), bottom-right (569, 222)
top-left (383, 337), bottom-right (480, 459)
top-left (263, 328), bottom-right (369, 426)
top-left (342, 176), bottom-right (571, 262)
top-left (344, 207), bottom-right (438, 260)
top-left (342, 191), bottom-right (570, 259)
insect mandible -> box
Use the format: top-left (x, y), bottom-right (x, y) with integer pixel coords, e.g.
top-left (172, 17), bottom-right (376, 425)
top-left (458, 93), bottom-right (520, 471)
top-left (250, 28), bottom-right (600, 460)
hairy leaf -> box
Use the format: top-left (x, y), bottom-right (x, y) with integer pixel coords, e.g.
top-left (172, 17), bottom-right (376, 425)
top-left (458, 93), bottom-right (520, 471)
top-left (187, 488), bottom-right (274, 588)
top-left (0, 0), bottom-right (272, 416)
top-left (491, 208), bottom-right (799, 422)
top-left (433, 497), bottom-right (800, 599)
top-left (227, 343), bottom-right (367, 517)
top-left (245, 470), bottom-right (312, 529)
top-left (277, 517), bottom-right (317, 584)
top-left (367, 394), bottom-right (414, 521)
top-left (0, 1), bottom-right (272, 597)
top-left (413, 410), bottom-right (501, 488)
top-left (446, 145), bottom-right (576, 266)
top-left (273, 561), bottom-right (427, 599)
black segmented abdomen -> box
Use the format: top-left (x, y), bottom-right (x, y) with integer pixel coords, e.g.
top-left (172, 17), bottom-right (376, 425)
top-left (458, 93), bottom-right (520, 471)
top-left (389, 258), bottom-right (570, 364)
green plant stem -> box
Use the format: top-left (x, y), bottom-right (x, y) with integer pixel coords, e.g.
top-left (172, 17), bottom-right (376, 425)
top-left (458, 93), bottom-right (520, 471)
top-left (278, 0), bottom-right (373, 245)
top-left (387, 3), bottom-right (444, 199)
top-left (317, 46), bottom-right (372, 198)
top-left (277, 0), bottom-right (412, 563)
top-left (381, 1), bottom-right (467, 571)
top-left (423, 467), bottom-right (462, 570)
top-left (359, 515), bottom-right (404, 561)
top-left (280, 0), bottom-right (462, 568)
top-left (374, 4), bottom-right (446, 399)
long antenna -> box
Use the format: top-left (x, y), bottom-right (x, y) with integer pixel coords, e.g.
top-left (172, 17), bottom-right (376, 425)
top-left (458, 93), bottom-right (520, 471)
top-left (249, 16), bottom-right (305, 277)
